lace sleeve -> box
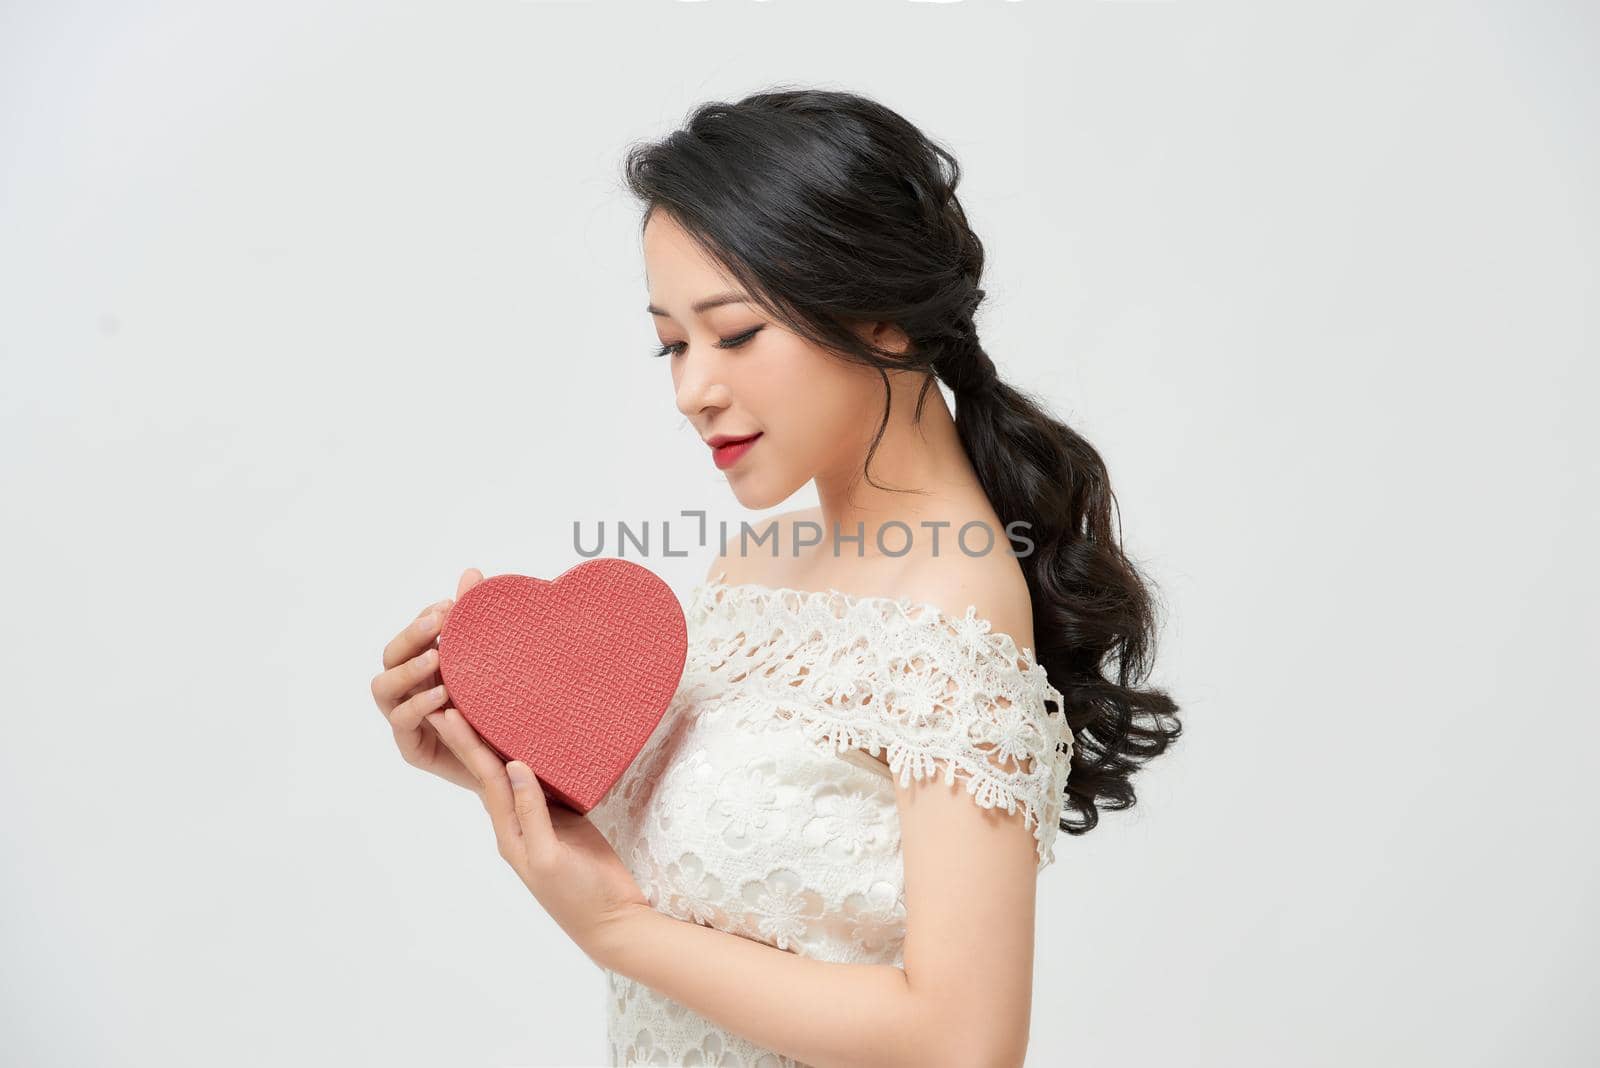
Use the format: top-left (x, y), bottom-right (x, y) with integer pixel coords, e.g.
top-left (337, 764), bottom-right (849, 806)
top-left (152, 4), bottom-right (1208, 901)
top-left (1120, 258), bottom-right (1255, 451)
top-left (689, 578), bottom-right (1077, 869)
top-left (829, 628), bottom-right (1069, 871)
top-left (737, 593), bottom-right (1077, 872)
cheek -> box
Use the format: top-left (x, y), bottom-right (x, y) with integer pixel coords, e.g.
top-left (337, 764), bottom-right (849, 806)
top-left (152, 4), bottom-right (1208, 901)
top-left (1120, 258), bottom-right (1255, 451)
top-left (763, 361), bottom-right (876, 454)
top-left (769, 338), bottom-right (871, 408)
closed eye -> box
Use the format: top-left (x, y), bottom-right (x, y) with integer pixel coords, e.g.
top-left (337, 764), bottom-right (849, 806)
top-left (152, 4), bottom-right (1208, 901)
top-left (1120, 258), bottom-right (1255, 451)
top-left (652, 324), bottom-right (764, 360)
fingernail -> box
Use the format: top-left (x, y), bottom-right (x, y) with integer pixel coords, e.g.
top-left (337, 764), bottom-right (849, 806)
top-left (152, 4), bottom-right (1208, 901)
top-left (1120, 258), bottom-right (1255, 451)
top-left (507, 762), bottom-right (532, 787)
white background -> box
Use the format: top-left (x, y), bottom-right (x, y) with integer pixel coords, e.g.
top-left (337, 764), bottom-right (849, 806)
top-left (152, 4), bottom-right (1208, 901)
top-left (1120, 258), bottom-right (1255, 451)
top-left (2, 2), bottom-right (1595, 1065)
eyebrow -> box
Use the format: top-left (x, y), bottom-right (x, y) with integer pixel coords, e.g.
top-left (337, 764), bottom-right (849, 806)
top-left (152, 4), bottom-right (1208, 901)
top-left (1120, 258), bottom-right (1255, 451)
top-left (646, 292), bottom-right (751, 317)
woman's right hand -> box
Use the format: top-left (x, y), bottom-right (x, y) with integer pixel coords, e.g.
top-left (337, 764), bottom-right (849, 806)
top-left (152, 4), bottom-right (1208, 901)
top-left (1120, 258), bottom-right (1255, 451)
top-left (370, 567), bottom-right (485, 792)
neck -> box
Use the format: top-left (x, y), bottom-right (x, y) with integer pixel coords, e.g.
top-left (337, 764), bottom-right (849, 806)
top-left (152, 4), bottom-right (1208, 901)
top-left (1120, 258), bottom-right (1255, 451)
top-left (811, 375), bottom-right (993, 561)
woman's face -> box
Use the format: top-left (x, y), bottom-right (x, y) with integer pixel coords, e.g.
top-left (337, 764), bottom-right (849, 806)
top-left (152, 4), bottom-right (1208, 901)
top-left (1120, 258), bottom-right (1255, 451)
top-left (643, 210), bottom-right (887, 510)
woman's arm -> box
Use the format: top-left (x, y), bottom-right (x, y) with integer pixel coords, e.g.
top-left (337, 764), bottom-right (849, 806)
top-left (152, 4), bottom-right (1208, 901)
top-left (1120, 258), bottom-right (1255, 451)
top-left (592, 759), bottom-right (1041, 1068)
top-left (593, 905), bottom-right (948, 1068)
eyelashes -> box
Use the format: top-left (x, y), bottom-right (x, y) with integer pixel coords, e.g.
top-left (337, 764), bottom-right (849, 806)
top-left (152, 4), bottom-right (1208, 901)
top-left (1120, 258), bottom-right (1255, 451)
top-left (651, 324), bottom-right (764, 360)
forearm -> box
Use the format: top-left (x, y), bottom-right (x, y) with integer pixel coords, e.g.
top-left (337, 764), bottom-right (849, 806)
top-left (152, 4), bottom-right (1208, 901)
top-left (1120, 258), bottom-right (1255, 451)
top-left (592, 905), bottom-right (943, 1068)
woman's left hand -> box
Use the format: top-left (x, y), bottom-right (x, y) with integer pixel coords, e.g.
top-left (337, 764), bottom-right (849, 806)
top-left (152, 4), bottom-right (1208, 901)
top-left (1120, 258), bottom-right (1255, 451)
top-left (426, 705), bottom-right (650, 963)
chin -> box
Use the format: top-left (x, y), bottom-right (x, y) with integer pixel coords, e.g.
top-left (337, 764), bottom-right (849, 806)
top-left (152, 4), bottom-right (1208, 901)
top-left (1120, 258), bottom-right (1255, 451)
top-left (728, 471), bottom-right (799, 512)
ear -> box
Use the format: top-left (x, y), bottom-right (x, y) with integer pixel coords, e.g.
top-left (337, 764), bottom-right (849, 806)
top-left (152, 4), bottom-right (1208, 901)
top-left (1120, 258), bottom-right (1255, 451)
top-left (855, 320), bottom-right (913, 359)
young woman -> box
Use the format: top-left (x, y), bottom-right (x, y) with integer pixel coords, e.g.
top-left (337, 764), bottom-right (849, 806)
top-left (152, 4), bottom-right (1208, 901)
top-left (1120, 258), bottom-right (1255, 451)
top-left (370, 88), bottom-right (1181, 1068)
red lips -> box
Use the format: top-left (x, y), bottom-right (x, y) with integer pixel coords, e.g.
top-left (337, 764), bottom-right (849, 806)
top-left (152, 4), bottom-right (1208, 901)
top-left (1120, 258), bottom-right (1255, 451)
top-left (705, 433), bottom-right (760, 448)
top-left (710, 432), bottom-right (762, 470)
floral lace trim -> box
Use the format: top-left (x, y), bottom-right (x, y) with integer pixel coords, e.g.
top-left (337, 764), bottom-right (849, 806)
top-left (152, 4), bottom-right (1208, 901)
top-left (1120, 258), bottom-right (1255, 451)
top-left (686, 572), bottom-right (1075, 871)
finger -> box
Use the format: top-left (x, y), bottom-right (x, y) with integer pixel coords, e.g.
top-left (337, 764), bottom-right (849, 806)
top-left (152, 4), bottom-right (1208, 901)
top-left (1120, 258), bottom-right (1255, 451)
top-left (429, 708), bottom-right (530, 868)
top-left (506, 761), bottom-right (555, 862)
top-left (370, 645), bottom-right (440, 709)
top-left (426, 706), bottom-right (506, 791)
top-left (389, 680), bottom-right (450, 733)
top-left (457, 568), bottom-right (484, 600)
top-left (415, 597), bottom-right (452, 621)
top-left (478, 754), bottom-right (527, 867)
top-left (378, 601), bottom-right (450, 673)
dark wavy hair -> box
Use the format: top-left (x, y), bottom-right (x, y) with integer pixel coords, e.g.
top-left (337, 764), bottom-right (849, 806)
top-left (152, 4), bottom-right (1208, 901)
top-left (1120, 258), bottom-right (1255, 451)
top-left (620, 86), bottom-right (1182, 836)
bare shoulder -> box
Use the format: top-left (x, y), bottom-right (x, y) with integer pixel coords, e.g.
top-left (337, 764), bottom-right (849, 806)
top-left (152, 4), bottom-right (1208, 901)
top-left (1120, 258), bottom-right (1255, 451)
top-left (897, 552), bottom-right (1037, 656)
top-left (701, 505), bottom-right (822, 586)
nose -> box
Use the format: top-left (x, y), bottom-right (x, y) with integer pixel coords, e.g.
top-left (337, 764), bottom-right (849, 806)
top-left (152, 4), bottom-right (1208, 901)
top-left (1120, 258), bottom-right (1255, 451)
top-left (673, 348), bottom-right (729, 421)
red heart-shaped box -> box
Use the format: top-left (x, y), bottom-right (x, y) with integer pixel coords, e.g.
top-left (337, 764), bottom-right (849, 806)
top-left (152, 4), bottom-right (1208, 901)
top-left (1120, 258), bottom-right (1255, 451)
top-left (435, 558), bottom-right (687, 814)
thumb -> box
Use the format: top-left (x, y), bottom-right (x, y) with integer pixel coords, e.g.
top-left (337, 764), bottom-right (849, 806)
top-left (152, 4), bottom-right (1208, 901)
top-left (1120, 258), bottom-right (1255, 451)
top-left (507, 761), bottom-right (553, 850)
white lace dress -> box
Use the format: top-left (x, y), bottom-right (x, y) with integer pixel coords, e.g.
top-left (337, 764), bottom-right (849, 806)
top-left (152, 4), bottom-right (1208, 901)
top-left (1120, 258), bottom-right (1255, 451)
top-left (585, 573), bottom-right (1076, 1068)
